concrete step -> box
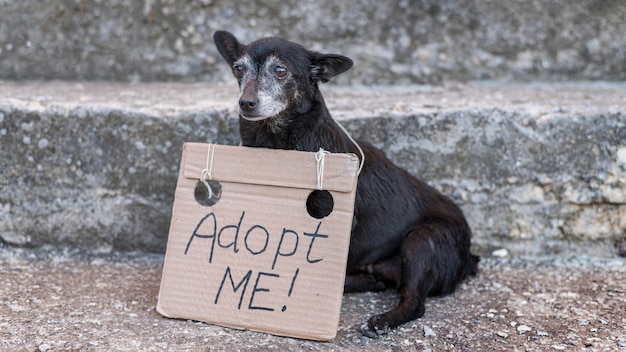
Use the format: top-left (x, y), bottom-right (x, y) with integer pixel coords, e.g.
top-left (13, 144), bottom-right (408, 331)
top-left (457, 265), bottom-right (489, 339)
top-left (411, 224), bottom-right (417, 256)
top-left (2, 1), bottom-right (625, 83)
top-left (1, 81), bottom-right (625, 256)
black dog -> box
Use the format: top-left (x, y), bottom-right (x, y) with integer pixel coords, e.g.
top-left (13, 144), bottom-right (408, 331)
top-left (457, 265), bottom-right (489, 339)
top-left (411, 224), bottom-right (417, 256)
top-left (214, 30), bottom-right (479, 337)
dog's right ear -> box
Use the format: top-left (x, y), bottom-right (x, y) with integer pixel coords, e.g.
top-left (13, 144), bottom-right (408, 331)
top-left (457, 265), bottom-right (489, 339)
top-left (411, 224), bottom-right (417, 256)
top-left (213, 30), bottom-right (245, 64)
top-left (309, 52), bottom-right (353, 84)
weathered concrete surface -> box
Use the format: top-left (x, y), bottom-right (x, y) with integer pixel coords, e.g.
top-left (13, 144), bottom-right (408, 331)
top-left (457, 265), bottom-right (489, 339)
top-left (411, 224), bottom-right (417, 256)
top-left (1, 1), bottom-right (625, 83)
top-left (1, 81), bottom-right (625, 256)
top-left (1, 247), bottom-right (624, 351)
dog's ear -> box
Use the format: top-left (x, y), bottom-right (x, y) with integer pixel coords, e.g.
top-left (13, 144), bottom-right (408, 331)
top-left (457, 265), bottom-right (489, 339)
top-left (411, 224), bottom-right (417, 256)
top-left (214, 30), bottom-right (245, 64)
top-left (310, 53), bottom-right (353, 83)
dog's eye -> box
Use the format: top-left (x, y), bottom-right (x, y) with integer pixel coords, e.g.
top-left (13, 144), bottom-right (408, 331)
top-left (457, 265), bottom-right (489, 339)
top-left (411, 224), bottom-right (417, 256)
top-left (274, 65), bottom-right (288, 79)
top-left (233, 64), bottom-right (245, 78)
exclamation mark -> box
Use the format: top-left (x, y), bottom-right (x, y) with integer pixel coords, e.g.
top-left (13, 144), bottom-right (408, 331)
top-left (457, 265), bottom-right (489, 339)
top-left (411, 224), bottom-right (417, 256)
top-left (281, 268), bottom-right (300, 312)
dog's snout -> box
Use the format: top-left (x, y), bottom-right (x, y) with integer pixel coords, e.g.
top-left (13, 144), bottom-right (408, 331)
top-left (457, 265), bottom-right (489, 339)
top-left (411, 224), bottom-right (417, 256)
top-left (239, 97), bottom-right (257, 113)
top-left (239, 80), bottom-right (259, 115)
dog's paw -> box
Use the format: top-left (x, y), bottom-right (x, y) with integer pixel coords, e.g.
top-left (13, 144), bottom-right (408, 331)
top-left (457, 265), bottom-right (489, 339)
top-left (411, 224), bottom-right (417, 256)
top-left (360, 316), bottom-right (390, 338)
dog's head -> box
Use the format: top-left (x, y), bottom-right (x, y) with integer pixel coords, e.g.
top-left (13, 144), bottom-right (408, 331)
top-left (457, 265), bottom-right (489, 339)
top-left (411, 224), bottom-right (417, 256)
top-left (213, 30), bottom-right (353, 122)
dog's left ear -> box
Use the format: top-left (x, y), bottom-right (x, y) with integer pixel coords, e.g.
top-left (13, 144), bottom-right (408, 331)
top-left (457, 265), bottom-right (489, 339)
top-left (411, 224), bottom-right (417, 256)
top-left (310, 53), bottom-right (353, 83)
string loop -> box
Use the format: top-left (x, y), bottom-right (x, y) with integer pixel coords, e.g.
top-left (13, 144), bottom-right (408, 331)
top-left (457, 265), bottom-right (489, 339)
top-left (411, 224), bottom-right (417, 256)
top-left (332, 119), bottom-right (365, 175)
top-left (200, 144), bottom-right (221, 199)
top-left (315, 148), bottom-right (331, 190)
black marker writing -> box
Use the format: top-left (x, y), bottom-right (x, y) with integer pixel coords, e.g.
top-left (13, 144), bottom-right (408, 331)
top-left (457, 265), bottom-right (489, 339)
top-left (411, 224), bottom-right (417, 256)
top-left (304, 222), bottom-right (328, 264)
top-left (214, 266), bottom-right (252, 309)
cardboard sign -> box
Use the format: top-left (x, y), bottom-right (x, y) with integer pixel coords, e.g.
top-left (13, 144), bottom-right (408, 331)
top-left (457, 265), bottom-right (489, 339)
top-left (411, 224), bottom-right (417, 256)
top-left (157, 143), bottom-right (359, 341)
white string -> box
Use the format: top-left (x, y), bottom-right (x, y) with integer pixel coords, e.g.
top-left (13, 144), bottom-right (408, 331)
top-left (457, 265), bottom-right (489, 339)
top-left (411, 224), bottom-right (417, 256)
top-left (332, 118), bottom-right (365, 175)
top-left (200, 144), bottom-right (220, 198)
top-left (315, 148), bottom-right (330, 190)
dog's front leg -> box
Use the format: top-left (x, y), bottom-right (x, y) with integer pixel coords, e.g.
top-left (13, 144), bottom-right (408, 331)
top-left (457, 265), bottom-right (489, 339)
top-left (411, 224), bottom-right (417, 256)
top-left (360, 285), bottom-right (427, 338)
top-left (360, 229), bottom-right (434, 338)
top-left (344, 274), bottom-right (387, 293)
top-left (344, 254), bottom-right (402, 293)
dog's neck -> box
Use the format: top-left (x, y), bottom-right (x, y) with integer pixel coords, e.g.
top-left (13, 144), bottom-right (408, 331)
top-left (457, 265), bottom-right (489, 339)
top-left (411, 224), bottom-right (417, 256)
top-left (239, 90), bottom-right (353, 153)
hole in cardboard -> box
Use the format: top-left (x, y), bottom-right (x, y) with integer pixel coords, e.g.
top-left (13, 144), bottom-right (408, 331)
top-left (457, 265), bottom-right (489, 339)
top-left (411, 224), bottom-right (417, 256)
top-left (306, 190), bottom-right (334, 219)
top-left (194, 180), bottom-right (222, 207)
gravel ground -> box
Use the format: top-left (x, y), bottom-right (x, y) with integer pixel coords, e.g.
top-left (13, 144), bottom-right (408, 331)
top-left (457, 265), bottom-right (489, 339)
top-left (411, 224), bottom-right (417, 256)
top-left (1, 247), bottom-right (624, 351)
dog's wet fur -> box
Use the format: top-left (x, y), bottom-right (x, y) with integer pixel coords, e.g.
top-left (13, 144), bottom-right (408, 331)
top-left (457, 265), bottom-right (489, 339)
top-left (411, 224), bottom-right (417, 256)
top-left (214, 30), bottom-right (479, 338)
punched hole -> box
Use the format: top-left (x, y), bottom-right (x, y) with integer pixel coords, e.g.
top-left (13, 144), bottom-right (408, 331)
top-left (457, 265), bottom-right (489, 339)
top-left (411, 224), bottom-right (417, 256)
top-left (306, 190), bottom-right (334, 219)
top-left (194, 180), bottom-right (222, 207)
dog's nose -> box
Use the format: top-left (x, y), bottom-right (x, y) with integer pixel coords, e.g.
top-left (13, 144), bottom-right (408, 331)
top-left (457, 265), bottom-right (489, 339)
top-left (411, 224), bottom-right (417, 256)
top-left (239, 98), bottom-right (257, 113)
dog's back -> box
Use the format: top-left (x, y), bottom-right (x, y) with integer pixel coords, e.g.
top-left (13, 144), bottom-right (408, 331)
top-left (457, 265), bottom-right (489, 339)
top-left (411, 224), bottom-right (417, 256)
top-left (214, 30), bottom-right (478, 337)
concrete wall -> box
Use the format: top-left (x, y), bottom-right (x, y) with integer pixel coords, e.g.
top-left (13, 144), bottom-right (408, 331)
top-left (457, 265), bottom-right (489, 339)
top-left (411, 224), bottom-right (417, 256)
top-left (1, 82), bottom-right (625, 256)
top-left (1, 0), bottom-right (625, 83)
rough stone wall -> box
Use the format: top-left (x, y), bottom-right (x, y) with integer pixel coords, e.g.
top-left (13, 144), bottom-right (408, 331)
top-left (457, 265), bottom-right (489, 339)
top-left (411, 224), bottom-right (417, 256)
top-left (1, 0), bottom-right (625, 83)
top-left (0, 84), bottom-right (240, 253)
top-left (344, 110), bottom-right (626, 256)
top-left (1, 82), bottom-right (624, 256)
